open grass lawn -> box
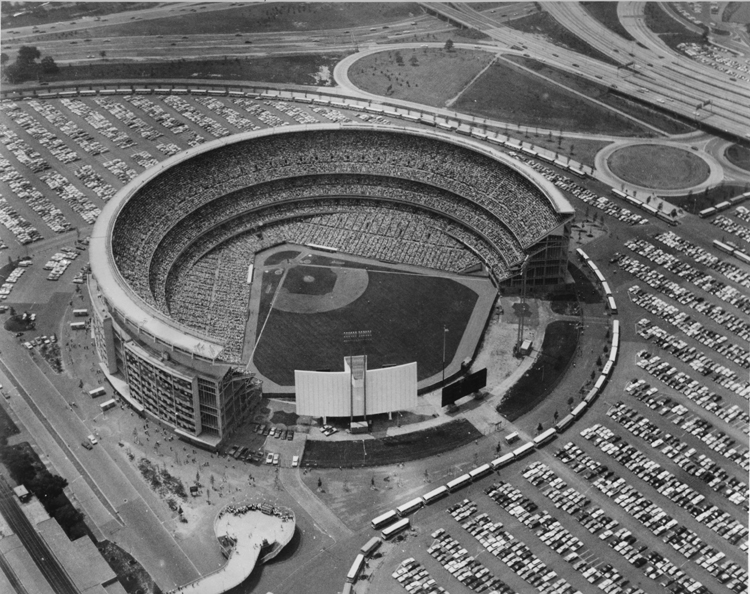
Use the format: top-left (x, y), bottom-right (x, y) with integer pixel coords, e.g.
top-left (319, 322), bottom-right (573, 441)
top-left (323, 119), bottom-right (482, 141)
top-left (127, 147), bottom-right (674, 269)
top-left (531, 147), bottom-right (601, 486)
top-left (723, 2), bottom-right (750, 23)
top-left (1, 2), bottom-right (151, 30)
top-left (41, 54), bottom-right (345, 86)
top-left (348, 48), bottom-right (494, 107)
top-left (497, 320), bottom-right (579, 421)
top-left (454, 57), bottom-right (654, 136)
top-left (81, 3), bottom-right (421, 38)
top-left (581, 2), bottom-right (635, 41)
top-left (253, 269), bottom-right (479, 386)
top-left (644, 3), bottom-right (705, 52)
top-left (668, 183), bottom-right (748, 214)
top-left (301, 418), bottom-right (482, 468)
top-left (725, 144), bottom-right (750, 173)
top-left (504, 11), bottom-right (620, 67)
top-left (607, 145), bottom-right (710, 190)
top-left (508, 57), bottom-right (695, 135)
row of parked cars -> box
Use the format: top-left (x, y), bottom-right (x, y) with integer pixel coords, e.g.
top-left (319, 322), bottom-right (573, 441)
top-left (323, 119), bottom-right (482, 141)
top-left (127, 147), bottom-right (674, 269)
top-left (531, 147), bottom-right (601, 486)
top-left (636, 351), bottom-right (750, 427)
top-left (252, 423), bottom-right (294, 440)
top-left (490, 477), bottom-right (653, 594)
top-left (392, 558), bottom-right (446, 594)
top-left (525, 459), bottom-right (718, 594)
top-left (581, 425), bottom-right (746, 544)
top-left (626, 379), bottom-right (749, 471)
top-left (606, 402), bottom-right (747, 508)
top-left (628, 285), bottom-right (750, 369)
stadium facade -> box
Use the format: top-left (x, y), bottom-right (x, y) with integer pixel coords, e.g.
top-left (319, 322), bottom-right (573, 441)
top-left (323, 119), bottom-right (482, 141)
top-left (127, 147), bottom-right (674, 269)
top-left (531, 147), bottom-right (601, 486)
top-left (89, 123), bottom-right (574, 450)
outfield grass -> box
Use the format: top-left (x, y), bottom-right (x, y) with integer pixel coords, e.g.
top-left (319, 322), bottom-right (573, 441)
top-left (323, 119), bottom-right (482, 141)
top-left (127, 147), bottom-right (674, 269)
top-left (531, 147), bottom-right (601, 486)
top-left (608, 145), bottom-right (710, 190)
top-left (504, 11), bottom-right (620, 67)
top-left (301, 418), bottom-right (483, 468)
top-left (508, 57), bottom-right (695, 135)
top-left (38, 54), bottom-right (345, 86)
top-left (454, 57), bottom-right (655, 136)
top-left (725, 144), bottom-right (750, 172)
top-left (496, 320), bottom-right (579, 421)
top-left (348, 48), bottom-right (494, 107)
top-left (253, 269), bottom-right (479, 386)
top-left (581, 2), bottom-right (635, 41)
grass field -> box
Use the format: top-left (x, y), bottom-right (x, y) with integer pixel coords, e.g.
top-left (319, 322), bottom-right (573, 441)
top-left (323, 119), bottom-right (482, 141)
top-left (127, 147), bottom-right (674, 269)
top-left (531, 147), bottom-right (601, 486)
top-left (348, 48), bottom-right (494, 107)
top-left (508, 57), bottom-right (695, 135)
top-left (1, 2), bottom-right (151, 30)
top-left (504, 11), bottom-right (620, 67)
top-left (301, 418), bottom-right (483, 468)
top-left (725, 144), bottom-right (750, 172)
top-left (581, 2), bottom-right (635, 41)
top-left (38, 54), bottom-right (345, 86)
top-left (74, 3), bottom-right (421, 38)
top-left (607, 145), bottom-right (710, 190)
top-left (253, 267), bottom-right (479, 386)
top-left (454, 57), bottom-right (655, 136)
top-left (643, 3), bottom-right (706, 52)
top-left (723, 2), bottom-right (750, 23)
top-left (496, 320), bottom-right (579, 421)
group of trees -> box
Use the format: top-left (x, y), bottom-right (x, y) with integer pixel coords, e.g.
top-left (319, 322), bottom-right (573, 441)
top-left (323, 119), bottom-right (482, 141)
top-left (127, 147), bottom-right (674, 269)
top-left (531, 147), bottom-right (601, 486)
top-left (1, 45), bottom-right (58, 84)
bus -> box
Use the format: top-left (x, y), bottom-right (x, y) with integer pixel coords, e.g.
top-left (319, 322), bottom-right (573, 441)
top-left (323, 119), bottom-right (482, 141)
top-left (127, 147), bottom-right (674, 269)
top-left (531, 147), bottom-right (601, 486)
top-left (585, 386), bottom-right (601, 405)
top-left (70, 321), bottom-right (87, 330)
top-left (490, 452), bottom-right (515, 470)
top-left (571, 401), bottom-right (587, 419)
top-left (422, 486), bottom-right (448, 505)
top-left (607, 295), bottom-right (618, 314)
top-left (555, 414), bottom-right (575, 433)
top-left (99, 399), bottom-right (117, 412)
top-left (533, 428), bottom-right (557, 447)
top-left (512, 442), bottom-right (535, 458)
top-left (396, 497), bottom-right (424, 517)
top-left (346, 553), bottom-right (365, 583)
top-left (468, 464), bottom-right (492, 480)
top-left (381, 517), bottom-right (410, 540)
top-left (446, 474), bottom-right (472, 492)
top-left (371, 509), bottom-right (397, 529)
top-left (73, 308), bottom-right (89, 317)
top-left (360, 537), bottom-right (381, 557)
top-left (89, 387), bottom-right (106, 399)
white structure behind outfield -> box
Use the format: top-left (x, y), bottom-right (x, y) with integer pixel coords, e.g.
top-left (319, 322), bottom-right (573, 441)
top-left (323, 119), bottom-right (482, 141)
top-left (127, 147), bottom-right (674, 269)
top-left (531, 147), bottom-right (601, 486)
top-left (295, 361), bottom-right (417, 417)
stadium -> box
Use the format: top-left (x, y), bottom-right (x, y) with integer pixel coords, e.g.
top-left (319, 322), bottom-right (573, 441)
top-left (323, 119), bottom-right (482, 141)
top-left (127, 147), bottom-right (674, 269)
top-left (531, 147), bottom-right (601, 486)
top-left (88, 123), bottom-right (575, 450)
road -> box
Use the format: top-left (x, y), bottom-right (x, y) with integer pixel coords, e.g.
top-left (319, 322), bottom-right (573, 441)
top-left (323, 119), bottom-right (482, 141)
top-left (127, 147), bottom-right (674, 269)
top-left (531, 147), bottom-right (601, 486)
top-left (0, 478), bottom-right (78, 594)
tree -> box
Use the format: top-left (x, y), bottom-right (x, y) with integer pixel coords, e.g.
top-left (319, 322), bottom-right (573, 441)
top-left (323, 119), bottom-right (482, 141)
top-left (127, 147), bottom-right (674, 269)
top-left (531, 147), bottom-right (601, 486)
top-left (40, 56), bottom-right (58, 74)
top-left (444, 39), bottom-right (454, 51)
top-left (536, 423), bottom-right (543, 433)
top-left (394, 51), bottom-right (403, 66)
top-left (409, 55), bottom-right (418, 66)
top-left (17, 46), bottom-right (41, 65)
top-left (0, 53), bottom-right (8, 66)
top-left (100, 50), bottom-right (107, 58)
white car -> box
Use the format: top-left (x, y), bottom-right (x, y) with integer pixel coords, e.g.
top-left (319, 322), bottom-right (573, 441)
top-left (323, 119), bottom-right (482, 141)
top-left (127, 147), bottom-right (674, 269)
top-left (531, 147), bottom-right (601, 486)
top-left (273, 453), bottom-right (279, 465)
top-left (265, 452), bottom-right (273, 464)
top-left (87, 434), bottom-right (98, 445)
top-left (292, 455), bottom-right (299, 467)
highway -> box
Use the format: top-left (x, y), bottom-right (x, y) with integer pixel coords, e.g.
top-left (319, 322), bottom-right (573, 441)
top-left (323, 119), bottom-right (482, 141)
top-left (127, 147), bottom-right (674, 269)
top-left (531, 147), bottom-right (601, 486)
top-left (420, 2), bottom-right (750, 137)
top-left (0, 478), bottom-right (78, 594)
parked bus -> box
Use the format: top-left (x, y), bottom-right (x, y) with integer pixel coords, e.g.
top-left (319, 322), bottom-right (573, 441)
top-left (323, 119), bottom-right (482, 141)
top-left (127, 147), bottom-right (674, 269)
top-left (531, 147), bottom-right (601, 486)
top-left (512, 442), bottom-right (535, 459)
top-left (346, 553), bottom-right (365, 583)
top-left (371, 509), bottom-right (397, 530)
top-left (490, 452), bottom-right (515, 470)
top-left (73, 308), bottom-right (89, 317)
top-left (422, 486), bottom-right (448, 505)
top-left (396, 497), bottom-right (424, 517)
top-left (381, 517), bottom-right (410, 540)
top-left (533, 428), bottom-right (557, 447)
top-left (468, 464), bottom-right (492, 480)
top-left (571, 401), bottom-right (587, 419)
top-left (607, 295), bottom-right (618, 314)
top-left (360, 537), bottom-right (381, 557)
top-left (446, 473), bottom-right (472, 492)
top-left (555, 414), bottom-right (575, 433)
top-left (70, 322), bottom-right (86, 330)
top-left (99, 399), bottom-right (117, 412)
top-left (89, 387), bottom-right (106, 399)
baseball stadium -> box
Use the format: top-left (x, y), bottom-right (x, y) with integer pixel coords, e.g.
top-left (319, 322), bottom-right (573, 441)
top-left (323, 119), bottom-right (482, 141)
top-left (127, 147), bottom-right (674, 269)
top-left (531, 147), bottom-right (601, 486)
top-left (88, 123), bottom-right (575, 450)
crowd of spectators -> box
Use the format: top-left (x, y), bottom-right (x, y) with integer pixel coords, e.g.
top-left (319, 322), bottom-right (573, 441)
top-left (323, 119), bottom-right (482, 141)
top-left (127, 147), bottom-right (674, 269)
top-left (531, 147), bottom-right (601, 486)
top-left (114, 130), bottom-right (560, 312)
top-left (144, 174), bottom-right (517, 312)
